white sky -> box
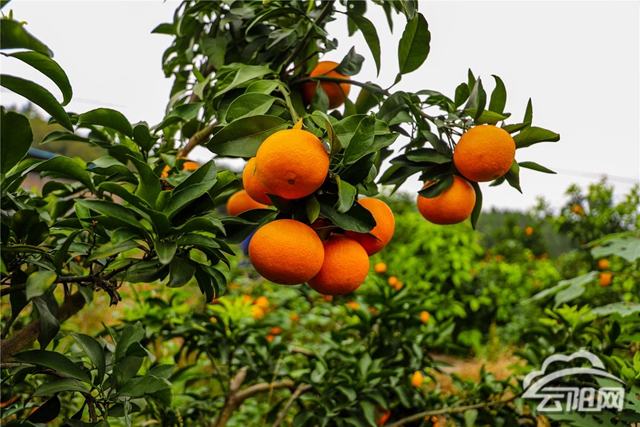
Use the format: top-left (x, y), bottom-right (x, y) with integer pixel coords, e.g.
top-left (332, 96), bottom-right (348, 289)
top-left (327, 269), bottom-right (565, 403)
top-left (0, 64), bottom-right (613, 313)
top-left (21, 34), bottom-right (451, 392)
top-left (2, 1), bottom-right (639, 212)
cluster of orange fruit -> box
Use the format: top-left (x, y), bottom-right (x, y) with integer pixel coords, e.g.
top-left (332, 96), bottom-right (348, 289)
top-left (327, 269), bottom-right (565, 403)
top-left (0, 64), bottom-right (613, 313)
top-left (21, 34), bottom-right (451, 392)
top-left (227, 127), bottom-right (395, 296)
top-left (417, 124), bottom-right (516, 225)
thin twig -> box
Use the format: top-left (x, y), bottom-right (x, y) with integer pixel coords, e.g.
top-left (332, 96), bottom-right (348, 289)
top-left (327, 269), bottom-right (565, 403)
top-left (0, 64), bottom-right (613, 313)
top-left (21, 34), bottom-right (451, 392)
top-left (178, 121), bottom-right (218, 158)
top-left (386, 393), bottom-right (521, 427)
top-left (272, 384), bottom-right (312, 427)
top-left (0, 283), bottom-right (26, 297)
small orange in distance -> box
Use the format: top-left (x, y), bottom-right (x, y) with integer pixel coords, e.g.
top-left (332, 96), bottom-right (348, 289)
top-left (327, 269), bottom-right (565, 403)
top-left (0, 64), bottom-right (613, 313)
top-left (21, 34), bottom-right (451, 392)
top-left (597, 259), bottom-right (610, 270)
top-left (599, 272), bottom-right (612, 287)
top-left (388, 276), bottom-right (398, 286)
top-left (420, 311), bottom-right (430, 323)
top-left (270, 327), bottom-right (283, 335)
top-left (411, 371), bottom-right (423, 387)
top-left (242, 157), bottom-right (273, 205)
top-left (256, 129), bottom-right (329, 200)
top-left (249, 219), bottom-right (324, 285)
top-left (525, 226), bottom-right (534, 235)
top-left (301, 60), bottom-right (351, 109)
top-left (417, 175), bottom-right (476, 225)
top-left (226, 190), bottom-right (267, 216)
top-left (374, 262), bottom-right (387, 274)
top-left (572, 204), bottom-right (585, 215)
top-left (254, 296), bottom-right (269, 309)
top-left (308, 234), bottom-right (370, 295)
top-left (345, 198), bottom-right (395, 256)
top-left (346, 301), bottom-right (360, 310)
top-left (453, 125), bottom-right (516, 182)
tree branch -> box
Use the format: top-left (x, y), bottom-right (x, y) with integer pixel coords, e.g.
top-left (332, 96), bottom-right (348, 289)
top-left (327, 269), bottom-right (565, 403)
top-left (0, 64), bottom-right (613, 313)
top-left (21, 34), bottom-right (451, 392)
top-left (178, 121), bottom-right (218, 158)
top-left (386, 393), bottom-right (521, 427)
top-left (272, 383), bottom-right (312, 427)
top-left (0, 291), bottom-right (86, 363)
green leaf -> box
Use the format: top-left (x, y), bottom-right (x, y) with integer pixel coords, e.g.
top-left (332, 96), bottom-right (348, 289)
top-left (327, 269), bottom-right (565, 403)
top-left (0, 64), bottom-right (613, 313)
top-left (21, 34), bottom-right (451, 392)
top-left (26, 270), bottom-right (57, 300)
top-left (590, 302), bottom-right (640, 318)
top-left (164, 183), bottom-right (214, 219)
top-left (318, 194), bottom-right (375, 233)
top-left (53, 231), bottom-right (82, 274)
top-left (361, 400), bottom-right (377, 427)
top-left (335, 46), bottom-right (365, 77)
top-left (405, 148), bottom-right (452, 164)
top-left (77, 108), bottom-right (133, 137)
top-left (31, 297), bottom-right (60, 351)
top-left (165, 216), bottom-right (225, 237)
top-left (465, 78), bottom-right (486, 121)
top-left (469, 181), bottom-right (482, 230)
top-left (115, 322), bottom-right (145, 362)
top-left (344, 114), bottom-right (375, 164)
top-left (464, 409), bottom-right (479, 427)
top-left (118, 375), bottom-right (171, 398)
top-left (488, 75), bottom-right (506, 114)
top-left (33, 378), bottom-right (89, 397)
top-left (155, 241), bottom-right (177, 265)
top-left (6, 51), bottom-right (72, 105)
top-left (523, 98), bottom-right (533, 123)
top-left (226, 93), bottom-right (276, 122)
top-left (215, 65), bottom-right (274, 99)
top-left (418, 175), bottom-right (454, 198)
top-left (336, 177), bottom-right (357, 213)
top-left (454, 83), bottom-right (470, 108)
top-left (0, 74), bottom-right (72, 130)
top-left (591, 236), bottom-right (640, 263)
top-left (75, 199), bottom-right (145, 231)
top-left (70, 333), bottom-right (106, 385)
top-left (346, 12), bottom-right (381, 75)
top-left (132, 122), bottom-right (154, 151)
top-left (474, 110), bottom-right (511, 125)
top-left (87, 240), bottom-right (140, 262)
top-left (205, 115), bottom-right (288, 157)
top-left (28, 156), bottom-right (95, 192)
top-left (167, 257), bottom-right (196, 288)
top-left (518, 161), bottom-right (556, 174)
top-left (27, 395), bottom-right (60, 424)
top-left (292, 410), bottom-right (313, 427)
top-left (129, 157), bottom-right (161, 209)
top-left (397, 13), bottom-right (430, 75)
top-left (14, 350), bottom-right (90, 383)
top-left (504, 160), bottom-right (522, 193)
top-left (337, 386), bottom-right (357, 402)
top-left (305, 195), bottom-right (321, 223)
top-left (513, 126), bottom-right (560, 148)
top-left (0, 20), bottom-right (53, 56)
top-left (155, 102), bottom-right (204, 129)
top-left (1, 110), bottom-right (33, 174)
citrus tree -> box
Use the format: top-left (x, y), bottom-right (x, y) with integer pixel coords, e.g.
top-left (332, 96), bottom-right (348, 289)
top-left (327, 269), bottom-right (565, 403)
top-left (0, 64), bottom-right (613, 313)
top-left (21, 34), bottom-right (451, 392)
top-left (1, 0), bottom-right (565, 425)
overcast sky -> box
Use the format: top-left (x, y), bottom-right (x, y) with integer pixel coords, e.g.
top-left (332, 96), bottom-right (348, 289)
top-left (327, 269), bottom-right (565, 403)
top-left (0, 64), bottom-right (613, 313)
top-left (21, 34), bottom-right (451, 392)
top-left (2, 1), bottom-right (638, 212)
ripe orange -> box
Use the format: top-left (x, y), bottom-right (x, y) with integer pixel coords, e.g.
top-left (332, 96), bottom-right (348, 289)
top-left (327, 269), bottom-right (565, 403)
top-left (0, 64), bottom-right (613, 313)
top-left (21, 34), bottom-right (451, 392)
top-left (346, 301), bottom-right (360, 310)
top-left (266, 334), bottom-right (275, 342)
top-left (254, 296), bottom-right (269, 309)
top-left (411, 371), bottom-right (423, 387)
top-left (453, 125), bottom-right (516, 182)
top-left (344, 198), bottom-right (395, 256)
top-left (160, 158), bottom-right (199, 178)
top-left (417, 175), bottom-right (476, 225)
top-left (388, 276), bottom-right (398, 286)
top-left (572, 204), bottom-right (585, 215)
top-left (393, 282), bottom-right (403, 291)
top-left (255, 129), bottom-right (329, 200)
top-left (376, 409), bottom-right (392, 427)
top-left (308, 234), bottom-right (370, 295)
top-left (249, 219), bottom-right (324, 285)
top-left (525, 226), bottom-right (534, 235)
top-left (226, 190), bottom-right (267, 216)
top-left (251, 306), bottom-right (265, 319)
top-left (597, 258), bottom-right (610, 270)
top-left (301, 61), bottom-right (351, 109)
top-left (270, 326), bottom-right (283, 335)
top-left (420, 311), bottom-right (430, 323)
top-left (242, 157), bottom-right (273, 205)
top-left (374, 262), bottom-right (387, 274)
top-left (599, 272), bottom-right (612, 287)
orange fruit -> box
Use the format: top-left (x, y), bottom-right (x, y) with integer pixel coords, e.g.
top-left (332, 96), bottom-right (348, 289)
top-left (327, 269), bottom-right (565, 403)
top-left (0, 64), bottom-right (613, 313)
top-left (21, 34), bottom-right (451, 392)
top-left (393, 281), bottom-right (403, 291)
top-left (254, 296), bottom-right (269, 309)
top-left (270, 326), bottom-right (283, 335)
top-left (572, 204), bottom-right (585, 215)
top-left (308, 234), bottom-right (370, 295)
top-left (255, 129), bottom-right (329, 200)
top-left (597, 259), bottom-right (610, 270)
top-left (376, 409), bottom-right (392, 427)
top-left (525, 226), bottom-right (534, 235)
top-left (346, 301), bottom-right (360, 310)
top-left (411, 371), bottom-right (423, 387)
top-left (420, 311), bottom-right (430, 323)
top-left (599, 272), bottom-right (612, 287)
top-left (301, 61), bottom-right (351, 109)
top-left (323, 295), bottom-right (334, 302)
top-left (453, 125), bottom-right (516, 182)
top-left (160, 158), bottom-right (199, 178)
top-left (251, 306), bottom-right (265, 319)
top-left (249, 219), bottom-right (324, 285)
top-left (226, 190), bottom-right (267, 216)
top-left (417, 176), bottom-right (476, 225)
top-left (266, 334), bottom-right (275, 342)
top-left (388, 276), bottom-right (398, 286)
top-left (539, 253), bottom-right (548, 260)
top-left (374, 262), bottom-right (387, 274)
top-left (344, 198), bottom-right (395, 256)
top-left (290, 312), bottom-right (301, 322)
top-left (242, 157), bottom-right (274, 205)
